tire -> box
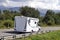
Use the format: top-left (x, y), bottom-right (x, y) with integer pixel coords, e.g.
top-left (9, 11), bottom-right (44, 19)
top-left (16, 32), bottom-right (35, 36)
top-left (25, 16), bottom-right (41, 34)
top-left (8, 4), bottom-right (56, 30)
top-left (39, 28), bottom-right (41, 31)
top-left (38, 28), bottom-right (41, 32)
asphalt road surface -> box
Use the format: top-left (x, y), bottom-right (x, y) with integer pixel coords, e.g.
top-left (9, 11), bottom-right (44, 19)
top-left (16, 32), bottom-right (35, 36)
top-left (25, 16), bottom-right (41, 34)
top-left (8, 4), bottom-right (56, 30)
top-left (0, 27), bottom-right (60, 39)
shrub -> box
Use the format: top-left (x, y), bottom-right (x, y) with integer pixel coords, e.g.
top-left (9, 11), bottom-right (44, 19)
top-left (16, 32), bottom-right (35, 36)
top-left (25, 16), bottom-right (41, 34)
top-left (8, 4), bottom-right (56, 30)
top-left (2, 20), bottom-right (14, 28)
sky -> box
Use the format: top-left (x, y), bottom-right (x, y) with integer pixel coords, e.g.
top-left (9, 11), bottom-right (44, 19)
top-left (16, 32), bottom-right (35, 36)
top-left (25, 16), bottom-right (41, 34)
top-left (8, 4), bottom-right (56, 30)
top-left (0, 0), bottom-right (60, 10)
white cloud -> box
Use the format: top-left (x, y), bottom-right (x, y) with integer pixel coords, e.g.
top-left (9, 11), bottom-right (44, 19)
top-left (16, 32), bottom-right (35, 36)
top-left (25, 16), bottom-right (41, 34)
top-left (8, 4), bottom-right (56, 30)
top-left (0, 0), bottom-right (60, 10)
top-left (29, 0), bottom-right (60, 10)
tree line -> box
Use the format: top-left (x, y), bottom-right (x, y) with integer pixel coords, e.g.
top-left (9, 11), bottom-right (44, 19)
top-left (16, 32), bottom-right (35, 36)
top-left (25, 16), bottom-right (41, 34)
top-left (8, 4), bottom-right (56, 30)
top-left (0, 6), bottom-right (60, 28)
top-left (41, 10), bottom-right (60, 26)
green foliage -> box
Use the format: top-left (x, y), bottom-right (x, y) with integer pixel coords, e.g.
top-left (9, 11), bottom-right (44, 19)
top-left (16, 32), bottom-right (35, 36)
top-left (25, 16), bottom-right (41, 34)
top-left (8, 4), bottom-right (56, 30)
top-left (54, 13), bottom-right (60, 25)
top-left (2, 20), bottom-right (14, 28)
top-left (43, 10), bottom-right (56, 26)
top-left (20, 6), bottom-right (40, 18)
top-left (0, 20), bottom-right (5, 28)
top-left (0, 9), bottom-right (22, 28)
top-left (0, 7), bottom-right (60, 28)
top-left (41, 10), bottom-right (60, 26)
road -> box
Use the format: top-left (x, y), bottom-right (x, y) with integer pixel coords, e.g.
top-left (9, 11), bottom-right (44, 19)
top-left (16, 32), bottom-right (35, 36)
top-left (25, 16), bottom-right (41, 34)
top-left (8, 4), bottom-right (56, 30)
top-left (0, 27), bottom-right (60, 39)
top-left (41, 27), bottom-right (60, 31)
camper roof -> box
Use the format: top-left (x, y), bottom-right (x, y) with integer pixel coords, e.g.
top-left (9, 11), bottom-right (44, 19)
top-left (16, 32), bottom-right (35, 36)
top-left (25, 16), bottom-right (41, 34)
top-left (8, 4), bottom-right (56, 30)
top-left (15, 16), bottom-right (39, 20)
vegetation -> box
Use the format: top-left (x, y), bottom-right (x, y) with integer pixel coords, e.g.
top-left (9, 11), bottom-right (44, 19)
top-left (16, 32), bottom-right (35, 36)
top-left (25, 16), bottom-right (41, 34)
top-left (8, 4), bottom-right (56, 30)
top-left (42, 10), bottom-right (55, 26)
top-left (0, 10), bottom-right (21, 28)
top-left (0, 6), bottom-right (40, 28)
top-left (16, 31), bottom-right (60, 40)
top-left (41, 10), bottom-right (60, 26)
top-left (20, 6), bottom-right (40, 18)
top-left (0, 6), bottom-right (60, 28)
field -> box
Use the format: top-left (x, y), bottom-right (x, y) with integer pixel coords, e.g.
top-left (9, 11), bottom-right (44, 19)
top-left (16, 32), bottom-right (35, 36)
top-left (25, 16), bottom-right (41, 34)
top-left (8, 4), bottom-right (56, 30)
top-left (16, 30), bottom-right (60, 40)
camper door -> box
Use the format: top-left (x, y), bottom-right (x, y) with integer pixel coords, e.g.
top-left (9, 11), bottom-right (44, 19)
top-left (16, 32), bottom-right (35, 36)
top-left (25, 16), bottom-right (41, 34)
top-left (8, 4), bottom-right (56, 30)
top-left (29, 19), bottom-right (37, 28)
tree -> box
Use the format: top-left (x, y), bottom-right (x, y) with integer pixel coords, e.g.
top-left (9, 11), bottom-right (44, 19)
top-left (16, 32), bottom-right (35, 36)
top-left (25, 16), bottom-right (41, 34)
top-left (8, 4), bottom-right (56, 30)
top-left (0, 10), bottom-right (1, 14)
top-left (20, 6), bottom-right (40, 18)
top-left (3, 10), bottom-right (13, 20)
top-left (43, 10), bottom-right (55, 25)
top-left (54, 13), bottom-right (60, 25)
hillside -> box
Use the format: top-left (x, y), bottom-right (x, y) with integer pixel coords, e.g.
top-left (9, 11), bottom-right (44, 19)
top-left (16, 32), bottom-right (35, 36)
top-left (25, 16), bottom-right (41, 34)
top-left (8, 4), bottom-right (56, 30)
top-left (0, 6), bottom-right (60, 16)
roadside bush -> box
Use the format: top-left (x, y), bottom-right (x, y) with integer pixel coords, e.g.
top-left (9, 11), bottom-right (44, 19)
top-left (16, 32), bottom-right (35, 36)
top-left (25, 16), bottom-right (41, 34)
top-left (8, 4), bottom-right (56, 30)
top-left (0, 24), bottom-right (5, 29)
top-left (2, 20), bottom-right (14, 28)
top-left (0, 20), bottom-right (5, 28)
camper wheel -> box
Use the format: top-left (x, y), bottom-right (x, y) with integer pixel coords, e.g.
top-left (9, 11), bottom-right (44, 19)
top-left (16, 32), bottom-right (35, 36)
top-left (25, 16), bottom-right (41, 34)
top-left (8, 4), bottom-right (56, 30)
top-left (38, 28), bottom-right (41, 32)
top-left (39, 28), bottom-right (40, 31)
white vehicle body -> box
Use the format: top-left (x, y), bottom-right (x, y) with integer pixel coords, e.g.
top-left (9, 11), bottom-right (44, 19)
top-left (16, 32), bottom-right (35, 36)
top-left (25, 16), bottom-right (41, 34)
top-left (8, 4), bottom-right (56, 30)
top-left (14, 16), bottom-right (41, 32)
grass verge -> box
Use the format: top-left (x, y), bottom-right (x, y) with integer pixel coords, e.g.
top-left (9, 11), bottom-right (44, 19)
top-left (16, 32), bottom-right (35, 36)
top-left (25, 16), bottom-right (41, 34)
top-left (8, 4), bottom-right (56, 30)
top-left (16, 30), bottom-right (60, 40)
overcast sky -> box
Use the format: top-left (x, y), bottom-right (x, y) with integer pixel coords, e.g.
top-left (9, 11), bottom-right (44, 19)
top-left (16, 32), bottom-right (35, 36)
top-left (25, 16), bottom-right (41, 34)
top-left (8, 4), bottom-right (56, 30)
top-left (0, 0), bottom-right (60, 10)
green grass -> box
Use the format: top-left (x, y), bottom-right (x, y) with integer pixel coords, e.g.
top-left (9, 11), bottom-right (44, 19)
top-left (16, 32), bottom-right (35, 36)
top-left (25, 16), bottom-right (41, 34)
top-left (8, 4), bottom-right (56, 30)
top-left (16, 30), bottom-right (60, 40)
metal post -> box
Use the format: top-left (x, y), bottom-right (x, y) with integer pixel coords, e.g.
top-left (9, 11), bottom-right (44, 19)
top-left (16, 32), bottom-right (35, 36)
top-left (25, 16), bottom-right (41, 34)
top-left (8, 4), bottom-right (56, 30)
top-left (13, 35), bottom-right (16, 40)
top-left (36, 29), bottom-right (40, 34)
top-left (28, 32), bottom-right (32, 39)
top-left (22, 33), bottom-right (26, 40)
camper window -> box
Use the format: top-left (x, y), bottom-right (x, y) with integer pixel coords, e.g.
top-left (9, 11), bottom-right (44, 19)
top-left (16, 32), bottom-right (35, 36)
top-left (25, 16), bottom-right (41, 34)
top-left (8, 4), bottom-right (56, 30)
top-left (28, 19), bottom-right (30, 25)
top-left (28, 20), bottom-right (30, 23)
top-left (35, 22), bottom-right (36, 24)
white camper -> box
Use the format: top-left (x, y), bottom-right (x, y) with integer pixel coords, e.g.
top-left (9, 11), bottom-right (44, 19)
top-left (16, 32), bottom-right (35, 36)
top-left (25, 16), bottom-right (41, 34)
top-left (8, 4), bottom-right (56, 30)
top-left (14, 16), bottom-right (41, 32)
